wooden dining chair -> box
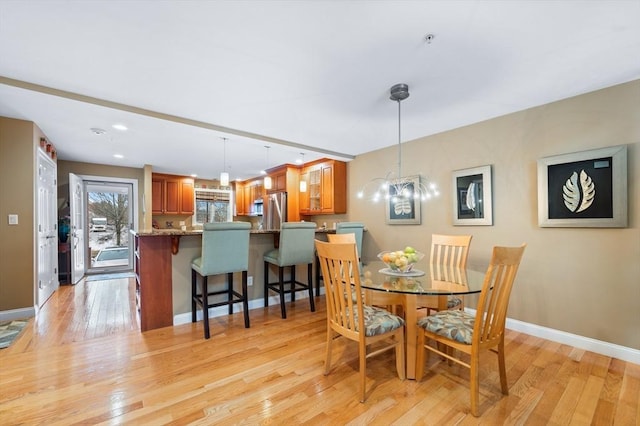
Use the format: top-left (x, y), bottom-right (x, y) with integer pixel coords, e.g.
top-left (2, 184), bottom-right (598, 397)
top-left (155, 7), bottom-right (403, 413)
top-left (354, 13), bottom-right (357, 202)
top-left (418, 234), bottom-right (473, 315)
top-left (315, 239), bottom-right (405, 403)
top-left (415, 244), bottom-right (526, 416)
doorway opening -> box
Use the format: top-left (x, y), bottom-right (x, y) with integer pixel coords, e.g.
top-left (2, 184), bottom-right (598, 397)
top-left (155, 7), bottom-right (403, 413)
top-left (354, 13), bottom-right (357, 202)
top-left (84, 180), bottom-right (135, 274)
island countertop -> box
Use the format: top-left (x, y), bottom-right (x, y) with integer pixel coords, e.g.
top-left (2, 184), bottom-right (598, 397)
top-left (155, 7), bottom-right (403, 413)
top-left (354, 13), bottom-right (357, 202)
top-left (132, 227), bottom-right (335, 237)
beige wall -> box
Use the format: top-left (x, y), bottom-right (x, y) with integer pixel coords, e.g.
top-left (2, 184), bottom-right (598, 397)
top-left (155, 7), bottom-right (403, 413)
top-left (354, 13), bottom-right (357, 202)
top-left (344, 80), bottom-right (639, 349)
top-left (0, 118), bottom-right (40, 311)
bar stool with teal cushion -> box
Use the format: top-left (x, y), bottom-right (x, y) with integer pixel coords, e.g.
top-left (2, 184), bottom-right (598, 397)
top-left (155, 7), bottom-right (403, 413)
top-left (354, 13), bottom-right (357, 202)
top-left (264, 221), bottom-right (317, 319)
top-left (191, 222), bottom-right (251, 339)
top-left (316, 222), bottom-right (365, 296)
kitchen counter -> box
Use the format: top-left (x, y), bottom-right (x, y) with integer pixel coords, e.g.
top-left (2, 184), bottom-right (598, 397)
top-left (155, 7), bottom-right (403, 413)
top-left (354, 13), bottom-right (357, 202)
top-left (134, 227), bottom-right (334, 254)
top-left (135, 227), bottom-right (335, 236)
top-left (132, 226), bottom-right (337, 332)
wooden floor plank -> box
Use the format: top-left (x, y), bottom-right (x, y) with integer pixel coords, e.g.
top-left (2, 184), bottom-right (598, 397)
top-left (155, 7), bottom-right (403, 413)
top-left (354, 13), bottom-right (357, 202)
top-left (0, 277), bottom-right (637, 425)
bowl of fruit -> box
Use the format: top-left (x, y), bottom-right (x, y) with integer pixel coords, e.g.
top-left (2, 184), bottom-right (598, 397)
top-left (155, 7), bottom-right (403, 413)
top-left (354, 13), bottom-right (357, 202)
top-left (378, 246), bottom-right (424, 274)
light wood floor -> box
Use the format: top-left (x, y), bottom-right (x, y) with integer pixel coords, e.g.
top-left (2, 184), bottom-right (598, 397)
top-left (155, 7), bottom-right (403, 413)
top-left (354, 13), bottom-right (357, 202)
top-left (1, 277), bottom-right (638, 425)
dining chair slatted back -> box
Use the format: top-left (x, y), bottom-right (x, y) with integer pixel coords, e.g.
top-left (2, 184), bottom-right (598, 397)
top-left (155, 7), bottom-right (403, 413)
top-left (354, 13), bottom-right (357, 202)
top-left (416, 244), bottom-right (526, 416)
top-left (315, 239), bottom-right (405, 403)
top-left (419, 234), bottom-right (473, 314)
top-left (430, 234), bottom-right (472, 279)
top-left (315, 222), bottom-right (365, 296)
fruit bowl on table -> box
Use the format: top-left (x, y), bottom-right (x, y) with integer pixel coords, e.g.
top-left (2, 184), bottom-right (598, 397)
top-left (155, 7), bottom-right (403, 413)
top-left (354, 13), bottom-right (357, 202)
top-left (378, 248), bottom-right (424, 274)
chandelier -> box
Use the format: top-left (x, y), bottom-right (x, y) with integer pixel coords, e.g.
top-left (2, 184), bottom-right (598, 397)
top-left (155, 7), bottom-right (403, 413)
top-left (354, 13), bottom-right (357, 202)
top-left (357, 83), bottom-right (439, 203)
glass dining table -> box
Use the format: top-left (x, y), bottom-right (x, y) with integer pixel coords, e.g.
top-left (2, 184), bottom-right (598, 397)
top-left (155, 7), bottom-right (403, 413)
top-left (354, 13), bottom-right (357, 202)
top-left (360, 261), bottom-right (487, 380)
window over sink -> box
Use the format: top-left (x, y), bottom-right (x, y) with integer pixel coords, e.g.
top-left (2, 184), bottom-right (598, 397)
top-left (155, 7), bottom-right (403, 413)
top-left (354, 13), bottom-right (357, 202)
top-left (193, 189), bottom-right (233, 224)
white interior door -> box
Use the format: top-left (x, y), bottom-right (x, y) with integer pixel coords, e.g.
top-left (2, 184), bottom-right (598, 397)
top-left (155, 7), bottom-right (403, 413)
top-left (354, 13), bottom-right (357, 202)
top-left (37, 150), bottom-right (58, 306)
top-left (69, 173), bottom-right (86, 284)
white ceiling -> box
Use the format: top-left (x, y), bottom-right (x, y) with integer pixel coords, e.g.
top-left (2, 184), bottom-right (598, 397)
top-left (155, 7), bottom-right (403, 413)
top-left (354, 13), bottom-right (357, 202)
top-left (1, 1), bottom-right (638, 181)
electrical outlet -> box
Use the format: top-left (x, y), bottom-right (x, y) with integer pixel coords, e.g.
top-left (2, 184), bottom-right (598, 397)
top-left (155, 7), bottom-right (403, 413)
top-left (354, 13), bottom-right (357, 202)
top-left (247, 276), bottom-right (253, 286)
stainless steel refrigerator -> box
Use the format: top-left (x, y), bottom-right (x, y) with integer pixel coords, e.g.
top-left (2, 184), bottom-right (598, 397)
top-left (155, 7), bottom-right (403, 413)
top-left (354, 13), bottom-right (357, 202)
top-left (264, 191), bottom-right (287, 230)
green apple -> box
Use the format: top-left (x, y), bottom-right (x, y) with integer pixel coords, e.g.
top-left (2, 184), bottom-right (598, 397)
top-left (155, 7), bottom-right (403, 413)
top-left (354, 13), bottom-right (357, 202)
top-left (404, 246), bottom-right (416, 254)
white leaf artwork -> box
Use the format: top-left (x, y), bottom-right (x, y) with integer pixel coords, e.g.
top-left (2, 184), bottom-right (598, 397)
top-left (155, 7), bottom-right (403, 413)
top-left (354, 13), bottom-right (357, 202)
top-left (394, 198), bottom-right (413, 216)
top-left (562, 170), bottom-right (595, 213)
top-left (466, 182), bottom-right (476, 211)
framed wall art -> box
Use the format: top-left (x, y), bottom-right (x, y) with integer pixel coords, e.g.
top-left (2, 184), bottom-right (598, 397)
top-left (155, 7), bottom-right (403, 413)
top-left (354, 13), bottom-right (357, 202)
top-left (452, 165), bottom-right (493, 226)
top-left (537, 144), bottom-right (627, 227)
top-left (385, 175), bottom-right (421, 225)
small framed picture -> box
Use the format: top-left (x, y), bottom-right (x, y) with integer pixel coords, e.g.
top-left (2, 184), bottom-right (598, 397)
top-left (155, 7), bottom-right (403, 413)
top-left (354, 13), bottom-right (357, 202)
top-left (452, 165), bottom-right (493, 226)
top-left (385, 175), bottom-right (421, 225)
top-left (537, 145), bottom-right (627, 227)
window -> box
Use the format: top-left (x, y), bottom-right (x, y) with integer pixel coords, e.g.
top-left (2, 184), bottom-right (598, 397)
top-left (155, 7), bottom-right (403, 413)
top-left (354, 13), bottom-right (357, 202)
top-left (194, 189), bottom-right (233, 224)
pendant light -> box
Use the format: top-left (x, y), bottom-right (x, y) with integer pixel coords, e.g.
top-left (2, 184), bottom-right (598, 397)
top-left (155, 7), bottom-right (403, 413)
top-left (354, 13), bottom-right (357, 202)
top-left (220, 137), bottom-right (230, 187)
top-left (299, 153), bottom-right (307, 192)
top-left (263, 146), bottom-right (272, 190)
top-left (356, 83), bottom-right (439, 202)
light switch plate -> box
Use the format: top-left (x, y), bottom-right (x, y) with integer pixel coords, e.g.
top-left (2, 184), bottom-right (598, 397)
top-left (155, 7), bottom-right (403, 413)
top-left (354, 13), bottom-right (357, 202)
top-left (8, 214), bottom-right (18, 225)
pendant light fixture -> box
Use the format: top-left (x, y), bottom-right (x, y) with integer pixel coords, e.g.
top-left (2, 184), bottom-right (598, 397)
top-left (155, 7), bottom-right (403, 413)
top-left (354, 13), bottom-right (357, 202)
top-left (356, 83), bottom-right (439, 202)
top-left (299, 153), bottom-right (307, 192)
top-left (263, 146), bottom-right (272, 190)
top-left (220, 137), bottom-right (230, 187)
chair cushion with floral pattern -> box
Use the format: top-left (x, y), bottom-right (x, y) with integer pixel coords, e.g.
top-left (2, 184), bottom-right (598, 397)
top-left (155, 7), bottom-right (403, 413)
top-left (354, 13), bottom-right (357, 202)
top-left (448, 297), bottom-right (462, 309)
top-left (418, 309), bottom-right (474, 344)
top-left (354, 305), bottom-right (405, 337)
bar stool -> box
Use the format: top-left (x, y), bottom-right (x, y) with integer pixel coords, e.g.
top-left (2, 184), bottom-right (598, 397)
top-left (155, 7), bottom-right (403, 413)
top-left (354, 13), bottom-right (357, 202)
top-left (264, 222), bottom-right (316, 319)
top-left (316, 222), bottom-right (365, 296)
top-left (191, 222), bottom-right (251, 339)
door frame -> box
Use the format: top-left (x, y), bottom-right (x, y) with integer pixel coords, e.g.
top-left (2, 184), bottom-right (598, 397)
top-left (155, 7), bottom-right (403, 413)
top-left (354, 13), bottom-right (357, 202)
top-left (78, 175), bottom-right (139, 276)
top-left (36, 149), bottom-right (59, 307)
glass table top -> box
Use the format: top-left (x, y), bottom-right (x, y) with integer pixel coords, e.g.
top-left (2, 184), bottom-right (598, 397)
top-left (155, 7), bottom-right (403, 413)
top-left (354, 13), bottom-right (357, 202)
top-left (360, 261), bottom-right (486, 296)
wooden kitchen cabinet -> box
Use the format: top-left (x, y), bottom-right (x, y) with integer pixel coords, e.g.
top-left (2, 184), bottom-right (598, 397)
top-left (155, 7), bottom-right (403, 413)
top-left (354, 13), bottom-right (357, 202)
top-left (265, 164), bottom-right (301, 222)
top-left (299, 159), bottom-right (346, 215)
top-left (235, 181), bottom-right (246, 215)
top-left (235, 180), bottom-right (264, 216)
top-left (134, 234), bottom-right (173, 332)
top-left (152, 173), bottom-right (194, 215)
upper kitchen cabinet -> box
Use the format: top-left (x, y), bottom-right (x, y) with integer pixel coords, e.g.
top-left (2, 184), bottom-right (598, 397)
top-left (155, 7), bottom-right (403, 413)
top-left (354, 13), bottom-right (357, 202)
top-left (235, 179), bottom-right (264, 216)
top-left (152, 173), bottom-right (194, 215)
top-left (299, 159), bottom-right (347, 215)
top-left (265, 164), bottom-right (301, 222)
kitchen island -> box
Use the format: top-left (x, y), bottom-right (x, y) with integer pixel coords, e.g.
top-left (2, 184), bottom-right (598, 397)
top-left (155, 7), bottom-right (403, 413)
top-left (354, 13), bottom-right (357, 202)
top-left (132, 227), bottom-right (332, 331)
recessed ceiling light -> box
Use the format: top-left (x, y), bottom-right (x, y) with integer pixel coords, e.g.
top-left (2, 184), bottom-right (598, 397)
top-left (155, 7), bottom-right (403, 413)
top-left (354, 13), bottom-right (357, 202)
top-left (112, 124), bottom-right (128, 131)
top-left (90, 127), bottom-right (106, 135)
top-left (113, 154), bottom-right (124, 159)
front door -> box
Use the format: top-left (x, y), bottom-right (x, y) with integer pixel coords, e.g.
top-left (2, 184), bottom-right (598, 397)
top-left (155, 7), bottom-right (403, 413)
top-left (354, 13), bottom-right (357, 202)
top-left (36, 150), bottom-right (58, 306)
top-left (69, 173), bottom-right (86, 284)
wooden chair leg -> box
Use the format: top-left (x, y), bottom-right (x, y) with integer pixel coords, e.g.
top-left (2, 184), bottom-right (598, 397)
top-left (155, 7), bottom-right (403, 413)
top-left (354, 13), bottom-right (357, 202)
top-left (315, 255), bottom-right (322, 297)
top-left (227, 272), bottom-right (234, 315)
top-left (415, 331), bottom-right (426, 381)
top-left (263, 261), bottom-right (269, 307)
top-left (241, 271), bottom-right (250, 328)
top-left (291, 265), bottom-right (297, 303)
top-left (498, 338), bottom-right (508, 394)
top-left (279, 267), bottom-right (286, 319)
top-left (324, 328), bottom-right (334, 375)
top-left (470, 350), bottom-right (480, 417)
top-left (307, 262), bottom-right (315, 312)
top-left (359, 340), bottom-right (367, 403)
top-left (191, 269), bottom-right (197, 323)
top-left (395, 331), bottom-right (406, 380)
top-left (202, 276), bottom-right (210, 339)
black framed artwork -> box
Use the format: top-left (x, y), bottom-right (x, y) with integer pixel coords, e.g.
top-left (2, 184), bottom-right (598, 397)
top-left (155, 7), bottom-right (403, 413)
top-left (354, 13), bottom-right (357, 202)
top-left (537, 145), bottom-right (627, 227)
top-left (452, 165), bottom-right (493, 226)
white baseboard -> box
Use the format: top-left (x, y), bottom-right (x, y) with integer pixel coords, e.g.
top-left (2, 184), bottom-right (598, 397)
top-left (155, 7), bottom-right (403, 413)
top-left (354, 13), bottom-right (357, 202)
top-left (465, 308), bottom-right (640, 365)
top-left (0, 307), bottom-right (36, 322)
